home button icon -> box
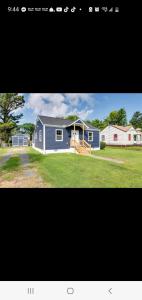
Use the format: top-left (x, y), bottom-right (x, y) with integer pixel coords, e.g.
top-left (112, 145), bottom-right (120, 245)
top-left (67, 288), bottom-right (74, 295)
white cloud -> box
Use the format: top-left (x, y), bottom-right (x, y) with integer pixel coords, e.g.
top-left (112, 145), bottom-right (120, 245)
top-left (25, 93), bottom-right (95, 120)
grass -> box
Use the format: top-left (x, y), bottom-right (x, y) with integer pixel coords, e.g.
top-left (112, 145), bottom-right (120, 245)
top-left (0, 148), bottom-right (7, 160)
top-left (0, 156), bottom-right (21, 182)
top-left (1, 156), bottom-right (21, 171)
top-left (28, 147), bottom-right (142, 188)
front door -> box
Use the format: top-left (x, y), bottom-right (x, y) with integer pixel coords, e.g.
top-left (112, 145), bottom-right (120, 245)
top-left (71, 130), bottom-right (79, 142)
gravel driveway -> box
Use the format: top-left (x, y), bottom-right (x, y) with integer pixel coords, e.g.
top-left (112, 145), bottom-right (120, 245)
top-left (0, 147), bottom-right (48, 188)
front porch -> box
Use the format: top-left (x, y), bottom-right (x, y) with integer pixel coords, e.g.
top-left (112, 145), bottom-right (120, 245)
top-left (67, 120), bottom-right (92, 154)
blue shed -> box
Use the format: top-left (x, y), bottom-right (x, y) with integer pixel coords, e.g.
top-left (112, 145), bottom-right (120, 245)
top-left (12, 135), bottom-right (29, 147)
top-left (33, 115), bottom-right (100, 154)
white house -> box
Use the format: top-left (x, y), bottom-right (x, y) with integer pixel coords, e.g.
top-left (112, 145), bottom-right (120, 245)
top-left (136, 128), bottom-right (142, 144)
top-left (100, 125), bottom-right (142, 146)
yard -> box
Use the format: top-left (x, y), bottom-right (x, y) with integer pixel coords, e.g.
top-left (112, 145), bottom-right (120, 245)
top-left (1, 146), bottom-right (142, 187)
top-left (28, 147), bottom-right (142, 188)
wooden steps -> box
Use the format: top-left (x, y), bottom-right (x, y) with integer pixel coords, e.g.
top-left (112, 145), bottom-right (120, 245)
top-left (71, 139), bottom-right (91, 155)
top-left (76, 146), bottom-right (90, 154)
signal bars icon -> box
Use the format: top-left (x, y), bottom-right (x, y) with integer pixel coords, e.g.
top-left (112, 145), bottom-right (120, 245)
top-left (27, 288), bottom-right (34, 295)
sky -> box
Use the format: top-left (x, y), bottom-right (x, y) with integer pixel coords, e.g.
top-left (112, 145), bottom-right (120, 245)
top-left (17, 93), bottom-right (142, 124)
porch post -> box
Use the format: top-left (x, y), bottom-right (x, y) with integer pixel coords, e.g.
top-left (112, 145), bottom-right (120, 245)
top-left (83, 123), bottom-right (84, 146)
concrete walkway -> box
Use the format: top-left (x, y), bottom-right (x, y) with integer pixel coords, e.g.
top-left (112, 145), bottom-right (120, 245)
top-left (89, 154), bottom-right (124, 164)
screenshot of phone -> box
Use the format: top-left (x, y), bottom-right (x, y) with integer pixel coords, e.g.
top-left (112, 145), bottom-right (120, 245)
top-left (0, 0), bottom-right (141, 294)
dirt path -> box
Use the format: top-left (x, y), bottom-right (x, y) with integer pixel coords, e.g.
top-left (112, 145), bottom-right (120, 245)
top-left (0, 149), bottom-right (14, 166)
top-left (0, 147), bottom-right (48, 188)
top-left (90, 154), bottom-right (124, 164)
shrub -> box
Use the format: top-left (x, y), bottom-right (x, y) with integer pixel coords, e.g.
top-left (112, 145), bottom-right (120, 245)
top-left (100, 141), bottom-right (106, 149)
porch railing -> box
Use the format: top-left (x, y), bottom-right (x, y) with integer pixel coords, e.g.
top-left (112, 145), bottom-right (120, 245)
top-left (80, 140), bottom-right (91, 154)
top-left (70, 139), bottom-right (91, 154)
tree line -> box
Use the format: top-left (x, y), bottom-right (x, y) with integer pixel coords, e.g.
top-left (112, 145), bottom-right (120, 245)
top-left (0, 93), bottom-right (35, 145)
top-left (66, 109), bottom-right (142, 130)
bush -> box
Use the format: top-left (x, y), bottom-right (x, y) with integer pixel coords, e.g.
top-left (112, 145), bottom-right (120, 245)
top-left (100, 141), bottom-right (106, 149)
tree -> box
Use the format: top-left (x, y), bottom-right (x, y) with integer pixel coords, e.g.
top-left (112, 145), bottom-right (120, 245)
top-left (18, 123), bottom-right (35, 140)
top-left (65, 115), bottom-right (79, 121)
top-left (0, 122), bottom-right (15, 144)
top-left (104, 108), bottom-right (127, 126)
top-left (130, 111), bottom-right (142, 129)
top-left (0, 93), bottom-right (25, 143)
top-left (104, 111), bottom-right (119, 125)
top-left (117, 108), bottom-right (127, 126)
top-left (89, 119), bottom-right (105, 130)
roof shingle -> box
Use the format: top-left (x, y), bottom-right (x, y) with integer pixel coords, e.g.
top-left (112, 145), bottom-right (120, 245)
top-left (38, 115), bottom-right (99, 130)
top-left (112, 125), bottom-right (133, 132)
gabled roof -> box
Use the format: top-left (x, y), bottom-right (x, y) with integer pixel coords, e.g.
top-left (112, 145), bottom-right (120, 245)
top-left (38, 115), bottom-right (99, 130)
top-left (39, 115), bottom-right (72, 126)
top-left (111, 125), bottom-right (133, 132)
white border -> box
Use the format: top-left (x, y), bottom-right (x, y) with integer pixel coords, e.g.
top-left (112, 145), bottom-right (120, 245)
top-left (32, 145), bottom-right (75, 154)
top-left (32, 145), bottom-right (100, 154)
top-left (92, 147), bottom-right (100, 151)
top-left (66, 118), bottom-right (89, 129)
top-left (39, 130), bottom-right (42, 142)
top-left (55, 129), bottom-right (63, 141)
top-left (88, 131), bottom-right (93, 141)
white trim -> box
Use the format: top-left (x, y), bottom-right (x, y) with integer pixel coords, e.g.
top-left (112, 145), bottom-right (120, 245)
top-left (45, 124), bottom-right (66, 128)
top-left (37, 116), bottom-right (44, 126)
top-left (44, 149), bottom-right (75, 154)
top-left (39, 130), bottom-right (42, 142)
top-left (37, 116), bottom-right (100, 131)
top-left (44, 123), bottom-right (99, 130)
top-left (55, 129), bottom-right (63, 141)
top-left (85, 128), bottom-right (100, 131)
top-left (43, 125), bottom-right (45, 151)
top-left (32, 145), bottom-right (46, 154)
top-left (88, 131), bottom-right (93, 141)
top-left (34, 132), bottom-right (37, 140)
top-left (66, 118), bottom-right (89, 129)
top-left (91, 147), bottom-right (100, 151)
top-left (32, 145), bottom-right (75, 154)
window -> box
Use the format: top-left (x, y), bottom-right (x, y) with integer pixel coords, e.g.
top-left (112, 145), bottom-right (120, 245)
top-left (56, 129), bottom-right (63, 141)
top-left (113, 134), bottom-right (118, 141)
top-left (101, 135), bottom-right (105, 141)
top-left (88, 132), bottom-right (93, 141)
top-left (128, 134), bottom-right (131, 141)
top-left (133, 135), bottom-right (137, 141)
top-left (35, 132), bottom-right (37, 140)
top-left (39, 130), bottom-right (42, 142)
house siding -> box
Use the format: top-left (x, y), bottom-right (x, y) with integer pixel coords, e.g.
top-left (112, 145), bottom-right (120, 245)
top-left (100, 125), bottom-right (139, 145)
top-left (84, 130), bottom-right (100, 148)
top-left (34, 119), bottom-right (43, 149)
top-left (45, 127), bottom-right (70, 150)
top-left (45, 125), bottom-right (100, 150)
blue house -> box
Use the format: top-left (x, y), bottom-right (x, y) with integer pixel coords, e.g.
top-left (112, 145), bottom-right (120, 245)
top-left (33, 115), bottom-right (100, 154)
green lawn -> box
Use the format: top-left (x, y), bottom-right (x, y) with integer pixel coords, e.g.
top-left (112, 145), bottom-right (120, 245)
top-left (0, 153), bottom-right (21, 182)
top-left (0, 148), bottom-right (7, 160)
top-left (28, 147), bottom-right (142, 188)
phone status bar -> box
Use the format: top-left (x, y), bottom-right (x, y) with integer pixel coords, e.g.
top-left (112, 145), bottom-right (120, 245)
top-left (7, 6), bottom-right (120, 14)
